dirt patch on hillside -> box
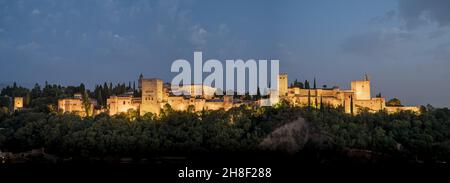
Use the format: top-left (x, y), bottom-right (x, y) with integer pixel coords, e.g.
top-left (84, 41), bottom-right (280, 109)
top-left (259, 117), bottom-right (310, 153)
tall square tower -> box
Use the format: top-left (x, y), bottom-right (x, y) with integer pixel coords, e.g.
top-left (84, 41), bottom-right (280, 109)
top-left (351, 75), bottom-right (371, 100)
top-left (14, 97), bottom-right (23, 111)
top-left (278, 73), bottom-right (288, 97)
top-left (140, 78), bottom-right (163, 115)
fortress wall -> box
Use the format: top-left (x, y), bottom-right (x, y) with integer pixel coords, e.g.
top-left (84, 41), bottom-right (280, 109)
top-left (167, 97), bottom-right (190, 111)
top-left (385, 106), bottom-right (420, 114)
top-left (204, 102), bottom-right (225, 110)
top-left (343, 92), bottom-right (355, 114)
top-left (107, 96), bottom-right (138, 115)
top-left (166, 96), bottom-right (232, 111)
top-left (96, 75), bottom-right (420, 116)
top-left (58, 98), bottom-right (94, 117)
top-left (354, 98), bottom-right (385, 113)
top-left (13, 97), bottom-right (23, 111)
top-left (287, 95), bottom-right (342, 108)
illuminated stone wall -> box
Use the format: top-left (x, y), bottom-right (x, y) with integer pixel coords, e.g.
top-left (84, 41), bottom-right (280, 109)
top-left (166, 95), bottom-right (235, 112)
top-left (353, 98), bottom-right (386, 113)
top-left (98, 74), bottom-right (420, 116)
top-left (284, 76), bottom-right (418, 114)
top-left (385, 106), bottom-right (420, 114)
top-left (107, 95), bottom-right (139, 115)
top-left (278, 74), bottom-right (288, 97)
top-left (13, 97), bottom-right (23, 111)
top-left (171, 84), bottom-right (217, 99)
top-left (58, 98), bottom-right (95, 117)
top-left (351, 80), bottom-right (371, 100)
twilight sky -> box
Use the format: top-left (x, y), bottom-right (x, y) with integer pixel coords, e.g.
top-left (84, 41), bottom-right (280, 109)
top-left (1, 0), bottom-right (450, 107)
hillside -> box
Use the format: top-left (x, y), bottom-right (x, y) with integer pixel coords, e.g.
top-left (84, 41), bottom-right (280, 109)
top-left (260, 117), bottom-right (310, 153)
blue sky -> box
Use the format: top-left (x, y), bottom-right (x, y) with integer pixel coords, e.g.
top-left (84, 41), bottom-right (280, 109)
top-left (1, 0), bottom-right (450, 107)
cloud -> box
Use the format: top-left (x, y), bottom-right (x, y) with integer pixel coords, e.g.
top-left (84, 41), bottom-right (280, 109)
top-left (189, 25), bottom-right (208, 48)
top-left (31, 9), bottom-right (40, 16)
top-left (398, 0), bottom-right (450, 29)
top-left (156, 24), bottom-right (165, 35)
top-left (428, 29), bottom-right (448, 39)
top-left (432, 42), bottom-right (450, 60)
top-left (218, 23), bottom-right (230, 36)
top-left (370, 10), bottom-right (396, 24)
top-left (340, 27), bottom-right (414, 57)
top-left (17, 41), bottom-right (41, 51)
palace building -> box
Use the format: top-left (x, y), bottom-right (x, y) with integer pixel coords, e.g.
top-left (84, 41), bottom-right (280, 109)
top-left (58, 93), bottom-right (97, 117)
top-left (138, 75), bottom-right (237, 115)
top-left (104, 75), bottom-right (238, 116)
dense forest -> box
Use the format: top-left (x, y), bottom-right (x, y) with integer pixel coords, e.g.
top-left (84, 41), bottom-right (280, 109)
top-left (0, 83), bottom-right (449, 164)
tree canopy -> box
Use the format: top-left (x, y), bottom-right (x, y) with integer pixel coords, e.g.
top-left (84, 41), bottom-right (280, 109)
top-left (387, 98), bottom-right (403, 107)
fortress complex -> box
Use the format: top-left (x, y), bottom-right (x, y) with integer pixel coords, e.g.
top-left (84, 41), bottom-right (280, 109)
top-left (279, 74), bottom-right (419, 114)
top-left (59, 74), bottom-right (419, 116)
top-left (107, 74), bottom-right (236, 116)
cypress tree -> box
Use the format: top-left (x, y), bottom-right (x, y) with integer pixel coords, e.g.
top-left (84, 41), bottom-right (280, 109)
top-left (350, 95), bottom-right (354, 115)
top-left (320, 95), bottom-right (323, 112)
top-left (313, 77), bottom-right (316, 89)
top-left (308, 90), bottom-right (311, 107)
top-left (79, 83), bottom-right (85, 94)
top-left (315, 93), bottom-right (318, 107)
top-left (256, 87), bottom-right (261, 100)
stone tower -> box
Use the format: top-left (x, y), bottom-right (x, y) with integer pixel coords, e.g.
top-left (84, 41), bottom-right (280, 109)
top-left (13, 97), bottom-right (23, 111)
top-left (278, 73), bottom-right (288, 97)
top-left (139, 77), bottom-right (163, 115)
top-left (351, 74), bottom-right (371, 100)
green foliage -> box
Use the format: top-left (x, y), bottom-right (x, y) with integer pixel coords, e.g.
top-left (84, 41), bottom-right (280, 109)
top-left (81, 91), bottom-right (92, 117)
top-left (291, 79), bottom-right (304, 88)
top-left (0, 81), bottom-right (139, 114)
top-left (301, 106), bottom-right (450, 163)
top-left (0, 104), bottom-right (298, 158)
top-left (0, 96), bottom-right (12, 111)
top-left (304, 80), bottom-right (310, 89)
top-left (0, 96), bottom-right (449, 163)
top-left (375, 92), bottom-right (382, 98)
top-left (1, 83), bottom-right (29, 98)
top-left (387, 98), bottom-right (403, 107)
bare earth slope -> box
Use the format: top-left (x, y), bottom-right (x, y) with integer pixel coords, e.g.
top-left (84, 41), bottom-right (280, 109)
top-left (260, 117), bottom-right (311, 153)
